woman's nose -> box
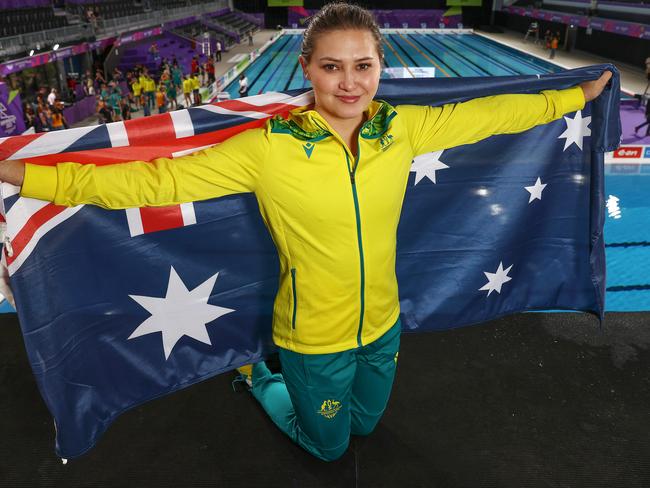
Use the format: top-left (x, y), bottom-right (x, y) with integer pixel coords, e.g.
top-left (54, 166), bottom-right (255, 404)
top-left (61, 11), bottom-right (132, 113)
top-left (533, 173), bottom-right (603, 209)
top-left (339, 69), bottom-right (356, 91)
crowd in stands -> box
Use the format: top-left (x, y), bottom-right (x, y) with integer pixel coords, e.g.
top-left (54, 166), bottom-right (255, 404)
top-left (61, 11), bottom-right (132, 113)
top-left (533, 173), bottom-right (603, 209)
top-left (22, 44), bottom-right (224, 132)
top-left (22, 87), bottom-right (69, 133)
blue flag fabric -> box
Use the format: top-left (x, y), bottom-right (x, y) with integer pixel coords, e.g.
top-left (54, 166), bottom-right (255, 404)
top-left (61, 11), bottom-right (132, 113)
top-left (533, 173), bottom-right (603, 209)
top-left (1, 65), bottom-right (619, 458)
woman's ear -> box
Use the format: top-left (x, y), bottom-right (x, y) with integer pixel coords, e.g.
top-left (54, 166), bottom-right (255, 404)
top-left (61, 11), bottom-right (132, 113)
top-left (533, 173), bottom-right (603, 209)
top-left (298, 56), bottom-right (310, 79)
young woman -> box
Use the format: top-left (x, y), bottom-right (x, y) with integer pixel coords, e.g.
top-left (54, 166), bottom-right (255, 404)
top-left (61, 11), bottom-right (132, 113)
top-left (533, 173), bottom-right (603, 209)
top-left (0, 2), bottom-right (610, 463)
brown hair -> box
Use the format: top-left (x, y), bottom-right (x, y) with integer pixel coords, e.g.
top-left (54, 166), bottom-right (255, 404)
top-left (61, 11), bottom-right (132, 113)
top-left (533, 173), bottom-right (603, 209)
top-left (300, 2), bottom-right (384, 63)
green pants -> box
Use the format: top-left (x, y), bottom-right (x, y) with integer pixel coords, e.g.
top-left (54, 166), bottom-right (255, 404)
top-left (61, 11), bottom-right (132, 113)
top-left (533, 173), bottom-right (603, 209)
top-left (250, 318), bottom-right (401, 461)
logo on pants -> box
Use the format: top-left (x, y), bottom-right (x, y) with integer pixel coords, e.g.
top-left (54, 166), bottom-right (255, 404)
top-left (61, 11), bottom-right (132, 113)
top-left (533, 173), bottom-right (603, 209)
top-left (317, 399), bottom-right (342, 419)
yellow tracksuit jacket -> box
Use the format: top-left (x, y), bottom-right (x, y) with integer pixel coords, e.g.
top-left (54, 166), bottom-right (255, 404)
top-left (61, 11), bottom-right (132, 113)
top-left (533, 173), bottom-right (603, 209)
top-left (21, 87), bottom-right (585, 354)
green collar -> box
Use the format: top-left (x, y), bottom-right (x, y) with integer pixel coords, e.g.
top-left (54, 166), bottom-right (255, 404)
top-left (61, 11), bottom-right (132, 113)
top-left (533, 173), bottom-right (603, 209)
top-left (270, 99), bottom-right (397, 142)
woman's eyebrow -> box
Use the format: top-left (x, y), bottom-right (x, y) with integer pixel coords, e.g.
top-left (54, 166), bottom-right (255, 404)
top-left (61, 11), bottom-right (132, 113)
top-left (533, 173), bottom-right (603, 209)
top-left (318, 56), bottom-right (374, 62)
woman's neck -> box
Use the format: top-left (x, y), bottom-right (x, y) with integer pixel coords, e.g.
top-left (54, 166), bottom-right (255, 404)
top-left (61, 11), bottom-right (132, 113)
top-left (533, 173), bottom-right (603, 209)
top-left (319, 112), bottom-right (366, 158)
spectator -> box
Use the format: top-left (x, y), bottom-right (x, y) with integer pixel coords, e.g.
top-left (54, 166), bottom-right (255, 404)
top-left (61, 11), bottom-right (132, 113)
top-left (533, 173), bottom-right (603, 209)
top-left (248, 31), bottom-right (254, 46)
top-left (120, 97), bottom-right (132, 121)
top-left (238, 74), bottom-right (248, 98)
top-left (97, 99), bottom-right (113, 124)
top-left (95, 69), bottom-right (106, 87)
top-left (191, 56), bottom-right (199, 75)
top-left (544, 30), bottom-right (552, 51)
top-left (166, 77), bottom-right (178, 110)
top-left (34, 107), bottom-right (50, 132)
top-left (206, 58), bottom-right (215, 85)
top-left (131, 77), bottom-right (142, 111)
top-left (172, 64), bottom-right (183, 92)
top-left (108, 85), bottom-right (122, 121)
top-left (156, 85), bottom-right (167, 114)
top-left (549, 35), bottom-right (559, 59)
top-left (23, 104), bottom-right (36, 130)
top-left (191, 73), bottom-right (201, 106)
top-left (182, 74), bottom-right (192, 108)
top-left (144, 74), bottom-right (156, 113)
top-left (47, 88), bottom-right (57, 107)
top-left (50, 107), bottom-right (66, 131)
top-left (112, 67), bottom-right (123, 82)
top-left (148, 43), bottom-right (159, 64)
top-left (215, 40), bottom-right (222, 62)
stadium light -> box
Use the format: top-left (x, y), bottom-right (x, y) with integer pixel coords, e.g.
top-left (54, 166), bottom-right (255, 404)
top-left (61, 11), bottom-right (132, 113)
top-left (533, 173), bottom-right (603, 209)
top-left (29, 49), bottom-right (35, 56)
top-left (53, 44), bottom-right (60, 51)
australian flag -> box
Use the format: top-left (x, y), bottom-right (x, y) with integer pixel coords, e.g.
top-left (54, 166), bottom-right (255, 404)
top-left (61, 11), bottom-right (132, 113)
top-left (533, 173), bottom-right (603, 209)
top-left (0, 65), bottom-right (620, 459)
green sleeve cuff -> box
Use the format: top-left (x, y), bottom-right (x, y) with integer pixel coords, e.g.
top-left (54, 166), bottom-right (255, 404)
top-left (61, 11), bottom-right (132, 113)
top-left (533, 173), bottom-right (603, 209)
top-left (21, 164), bottom-right (58, 202)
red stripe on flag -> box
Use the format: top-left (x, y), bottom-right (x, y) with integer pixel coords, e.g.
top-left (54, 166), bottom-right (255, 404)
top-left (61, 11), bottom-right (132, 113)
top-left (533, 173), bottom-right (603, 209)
top-left (0, 133), bottom-right (46, 160)
top-left (5, 203), bottom-right (67, 266)
top-left (125, 112), bottom-right (177, 147)
top-left (139, 206), bottom-right (184, 234)
top-left (217, 100), bottom-right (310, 116)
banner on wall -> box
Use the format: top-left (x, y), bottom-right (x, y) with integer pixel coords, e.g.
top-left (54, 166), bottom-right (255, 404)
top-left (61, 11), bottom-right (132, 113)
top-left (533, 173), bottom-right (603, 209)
top-left (268, 0), bottom-right (303, 6)
top-left (446, 0), bottom-right (482, 5)
top-left (0, 83), bottom-right (25, 137)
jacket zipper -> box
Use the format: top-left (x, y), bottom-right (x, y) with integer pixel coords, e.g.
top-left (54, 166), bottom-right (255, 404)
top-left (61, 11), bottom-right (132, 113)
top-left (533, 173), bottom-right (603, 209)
top-left (290, 267), bottom-right (297, 329)
top-left (344, 143), bottom-right (365, 348)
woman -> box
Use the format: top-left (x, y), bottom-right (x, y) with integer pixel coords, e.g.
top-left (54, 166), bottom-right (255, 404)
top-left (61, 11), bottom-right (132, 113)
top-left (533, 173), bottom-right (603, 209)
top-left (0, 2), bottom-right (610, 462)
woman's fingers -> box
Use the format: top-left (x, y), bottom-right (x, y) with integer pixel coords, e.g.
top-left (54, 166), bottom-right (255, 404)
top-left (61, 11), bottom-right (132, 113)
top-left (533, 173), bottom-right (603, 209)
top-left (580, 70), bottom-right (613, 102)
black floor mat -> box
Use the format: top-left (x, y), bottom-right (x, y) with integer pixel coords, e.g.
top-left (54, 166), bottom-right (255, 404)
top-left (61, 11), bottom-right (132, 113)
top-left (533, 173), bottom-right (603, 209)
top-left (1, 311), bottom-right (649, 488)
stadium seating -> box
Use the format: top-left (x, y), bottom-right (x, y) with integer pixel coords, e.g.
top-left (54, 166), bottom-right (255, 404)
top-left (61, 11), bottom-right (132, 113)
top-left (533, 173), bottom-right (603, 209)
top-left (0, 7), bottom-right (67, 37)
top-left (210, 10), bottom-right (258, 35)
top-left (511, 0), bottom-right (650, 24)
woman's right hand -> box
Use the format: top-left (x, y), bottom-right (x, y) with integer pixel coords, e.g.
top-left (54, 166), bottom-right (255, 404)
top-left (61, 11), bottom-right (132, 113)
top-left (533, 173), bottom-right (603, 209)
top-left (0, 160), bottom-right (26, 186)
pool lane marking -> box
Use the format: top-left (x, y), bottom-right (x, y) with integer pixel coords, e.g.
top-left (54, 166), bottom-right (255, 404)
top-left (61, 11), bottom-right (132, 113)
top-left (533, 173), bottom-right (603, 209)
top-left (382, 36), bottom-right (414, 78)
top-left (398, 32), bottom-right (450, 78)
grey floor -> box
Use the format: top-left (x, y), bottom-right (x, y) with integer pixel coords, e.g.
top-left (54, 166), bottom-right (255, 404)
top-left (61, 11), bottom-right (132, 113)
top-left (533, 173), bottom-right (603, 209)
top-left (1, 311), bottom-right (649, 488)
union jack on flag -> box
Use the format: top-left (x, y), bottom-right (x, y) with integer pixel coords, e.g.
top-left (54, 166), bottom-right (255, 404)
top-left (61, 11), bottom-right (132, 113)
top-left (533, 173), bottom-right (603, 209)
top-left (0, 65), bottom-right (620, 459)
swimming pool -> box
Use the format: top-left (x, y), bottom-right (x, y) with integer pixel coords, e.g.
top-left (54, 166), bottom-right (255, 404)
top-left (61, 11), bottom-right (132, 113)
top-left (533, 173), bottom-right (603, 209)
top-left (604, 168), bottom-right (650, 311)
top-left (224, 31), bottom-right (565, 98)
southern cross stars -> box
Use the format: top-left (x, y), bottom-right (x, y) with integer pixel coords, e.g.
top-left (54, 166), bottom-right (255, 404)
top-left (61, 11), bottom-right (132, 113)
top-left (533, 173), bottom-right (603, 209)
top-left (525, 177), bottom-right (547, 203)
top-left (410, 150), bottom-right (449, 185)
top-left (128, 266), bottom-right (234, 359)
top-left (479, 262), bottom-right (513, 296)
top-left (558, 110), bottom-right (591, 151)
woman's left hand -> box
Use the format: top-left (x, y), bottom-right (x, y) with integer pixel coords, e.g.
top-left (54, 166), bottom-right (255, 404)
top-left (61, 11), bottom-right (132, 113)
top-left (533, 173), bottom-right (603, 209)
top-left (579, 70), bottom-right (613, 102)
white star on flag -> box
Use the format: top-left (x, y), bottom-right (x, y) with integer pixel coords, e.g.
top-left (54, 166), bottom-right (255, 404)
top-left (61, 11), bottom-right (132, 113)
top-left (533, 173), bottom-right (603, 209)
top-left (479, 262), bottom-right (513, 296)
top-left (558, 110), bottom-right (591, 151)
top-left (410, 150), bottom-right (449, 185)
top-left (128, 266), bottom-right (234, 359)
top-left (524, 177), bottom-right (547, 203)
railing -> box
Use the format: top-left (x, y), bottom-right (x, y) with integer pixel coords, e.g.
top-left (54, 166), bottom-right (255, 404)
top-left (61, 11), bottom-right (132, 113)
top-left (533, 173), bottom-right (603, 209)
top-left (0, 0), bottom-right (227, 58)
top-left (0, 23), bottom-right (94, 58)
top-left (233, 8), bottom-right (264, 27)
top-left (96, 1), bottom-right (227, 37)
top-left (201, 17), bottom-right (240, 42)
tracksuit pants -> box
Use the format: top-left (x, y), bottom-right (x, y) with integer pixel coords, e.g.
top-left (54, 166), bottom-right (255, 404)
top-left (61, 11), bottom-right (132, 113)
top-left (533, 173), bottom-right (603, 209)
top-left (250, 318), bottom-right (401, 461)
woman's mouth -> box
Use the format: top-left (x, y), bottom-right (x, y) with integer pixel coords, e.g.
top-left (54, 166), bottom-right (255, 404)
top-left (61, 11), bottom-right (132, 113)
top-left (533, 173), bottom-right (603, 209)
top-left (337, 96), bottom-right (361, 103)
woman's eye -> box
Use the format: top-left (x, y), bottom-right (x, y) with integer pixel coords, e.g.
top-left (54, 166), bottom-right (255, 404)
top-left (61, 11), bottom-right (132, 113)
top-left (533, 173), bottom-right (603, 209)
top-left (323, 64), bottom-right (337, 71)
top-left (358, 63), bottom-right (371, 70)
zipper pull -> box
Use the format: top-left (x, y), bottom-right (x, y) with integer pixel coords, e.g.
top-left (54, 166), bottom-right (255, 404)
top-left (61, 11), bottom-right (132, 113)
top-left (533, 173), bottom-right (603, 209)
top-left (349, 171), bottom-right (355, 185)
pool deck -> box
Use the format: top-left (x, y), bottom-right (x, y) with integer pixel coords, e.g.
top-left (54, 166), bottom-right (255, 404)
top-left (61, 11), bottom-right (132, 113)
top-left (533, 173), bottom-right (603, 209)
top-left (476, 28), bottom-right (648, 96)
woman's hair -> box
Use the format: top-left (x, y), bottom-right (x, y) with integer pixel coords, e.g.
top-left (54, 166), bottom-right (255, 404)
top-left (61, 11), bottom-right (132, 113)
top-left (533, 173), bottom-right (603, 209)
top-left (301, 2), bottom-right (384, 63)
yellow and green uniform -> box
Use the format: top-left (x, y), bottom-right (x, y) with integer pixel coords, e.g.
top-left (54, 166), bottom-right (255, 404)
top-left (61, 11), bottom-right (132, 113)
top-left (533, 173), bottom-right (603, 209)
top-left (21, 87), bottom-right (585, 461)
top-left (182, 78), bottom-right (192, 94)
top-left (131, 80), bottom-right (141, 97)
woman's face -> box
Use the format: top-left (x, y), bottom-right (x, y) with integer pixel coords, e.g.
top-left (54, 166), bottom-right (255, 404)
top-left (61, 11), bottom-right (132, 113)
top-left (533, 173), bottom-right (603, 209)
top-left (300, 29), bottom-right (381, 128)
